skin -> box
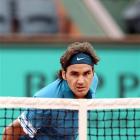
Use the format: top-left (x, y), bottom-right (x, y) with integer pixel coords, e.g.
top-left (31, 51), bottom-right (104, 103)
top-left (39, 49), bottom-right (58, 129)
top-left (62, 64), bottom-right (94, 98)
top-left (2, 119), bottom-right (25, 140)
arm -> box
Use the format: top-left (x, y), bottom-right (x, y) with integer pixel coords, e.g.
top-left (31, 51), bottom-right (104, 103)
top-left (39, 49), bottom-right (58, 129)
top-left (2, 119), bottom-right (26, 140)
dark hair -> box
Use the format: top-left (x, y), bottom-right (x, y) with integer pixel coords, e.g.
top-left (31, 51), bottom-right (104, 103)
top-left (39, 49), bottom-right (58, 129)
top-left (58, 42), bottom-right (99, 79)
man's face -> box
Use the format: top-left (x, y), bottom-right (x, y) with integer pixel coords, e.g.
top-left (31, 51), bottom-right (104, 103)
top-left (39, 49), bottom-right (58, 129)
top-left (62, 64), bottom-right (94, 98)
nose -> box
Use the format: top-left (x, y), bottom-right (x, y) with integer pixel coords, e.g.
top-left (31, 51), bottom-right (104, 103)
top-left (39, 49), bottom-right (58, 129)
top-left (77, 76), bottom-right (84, 84)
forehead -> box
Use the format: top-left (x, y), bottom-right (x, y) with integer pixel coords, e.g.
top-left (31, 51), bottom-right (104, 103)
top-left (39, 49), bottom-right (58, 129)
top-left (67, 64), bottom-right (93, 72)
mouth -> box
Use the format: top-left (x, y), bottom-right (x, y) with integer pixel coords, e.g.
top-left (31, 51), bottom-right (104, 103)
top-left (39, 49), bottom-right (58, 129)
top-left (76, 87), bottom-right (86, 92)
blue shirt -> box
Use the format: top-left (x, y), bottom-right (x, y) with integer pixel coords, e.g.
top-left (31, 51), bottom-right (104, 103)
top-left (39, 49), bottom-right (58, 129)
top-left (19, 73), bottom-right (98, 140)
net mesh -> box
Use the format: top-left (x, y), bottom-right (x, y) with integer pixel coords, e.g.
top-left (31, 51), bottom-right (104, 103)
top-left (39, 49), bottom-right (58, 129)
top-left (0, 97), bottom-right (140, 140)
top-left (1, 109), bottom-right (78, 140)
top-left (88, 109), bottom-right (140, 140)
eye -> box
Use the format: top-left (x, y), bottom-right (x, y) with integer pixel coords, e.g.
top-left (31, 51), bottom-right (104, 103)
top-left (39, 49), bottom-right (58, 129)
top-left (84, 71), bottom-right (91, 76)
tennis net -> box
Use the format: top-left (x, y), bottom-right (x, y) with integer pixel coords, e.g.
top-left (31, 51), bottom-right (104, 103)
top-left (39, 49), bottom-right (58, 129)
top-left (0, 97), bottom-right (140, 140)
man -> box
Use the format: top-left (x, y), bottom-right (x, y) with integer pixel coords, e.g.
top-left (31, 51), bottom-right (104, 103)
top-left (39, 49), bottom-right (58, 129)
top-left (2, 42), bottom-right (99, 140)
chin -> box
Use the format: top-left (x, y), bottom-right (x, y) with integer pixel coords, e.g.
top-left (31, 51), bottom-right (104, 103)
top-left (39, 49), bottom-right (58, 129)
top-left (76, 93), bottom-right (87, 98)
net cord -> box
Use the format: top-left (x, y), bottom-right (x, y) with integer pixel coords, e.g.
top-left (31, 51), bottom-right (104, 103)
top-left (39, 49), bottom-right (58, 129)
top-left (0, 97), bottom-right (140, 110)
top-left (1, 97), bottom-right (140, 140)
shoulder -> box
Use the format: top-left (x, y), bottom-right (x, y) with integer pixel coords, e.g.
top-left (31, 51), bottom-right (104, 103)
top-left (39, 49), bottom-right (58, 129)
top-left (91, 72), bottom-right (98, 85)
top-left (34, 79), bottom-right (64, 98)
top-left (89, 72), bottom-right (99, 98)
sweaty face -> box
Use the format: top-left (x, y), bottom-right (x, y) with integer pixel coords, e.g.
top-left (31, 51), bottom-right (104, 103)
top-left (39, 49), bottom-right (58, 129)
top-left (62, 64), bottom-right (94, 98)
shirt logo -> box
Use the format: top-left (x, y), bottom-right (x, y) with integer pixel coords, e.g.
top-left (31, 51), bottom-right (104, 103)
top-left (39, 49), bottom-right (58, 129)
top-left (76, 57), bottom-right (85, 61)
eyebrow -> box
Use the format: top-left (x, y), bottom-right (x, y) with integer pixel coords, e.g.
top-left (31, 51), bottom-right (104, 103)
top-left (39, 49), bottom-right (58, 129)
top-left (85, 70), bottom-right (91, 73)
top-left (83, 70), bottom-right (92, 74)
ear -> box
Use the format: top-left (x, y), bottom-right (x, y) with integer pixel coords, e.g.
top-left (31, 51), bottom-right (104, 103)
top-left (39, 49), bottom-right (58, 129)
top-left (62, 70), bottom-right (66, 80)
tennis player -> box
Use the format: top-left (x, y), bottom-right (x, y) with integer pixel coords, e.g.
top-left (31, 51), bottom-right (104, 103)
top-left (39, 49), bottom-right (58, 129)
top-left (2, 42), bottom-right (99, 140)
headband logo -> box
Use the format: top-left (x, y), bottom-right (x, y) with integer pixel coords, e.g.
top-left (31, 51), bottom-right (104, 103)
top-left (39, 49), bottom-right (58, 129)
top-left (76, 57), bottom-right (85, 61)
